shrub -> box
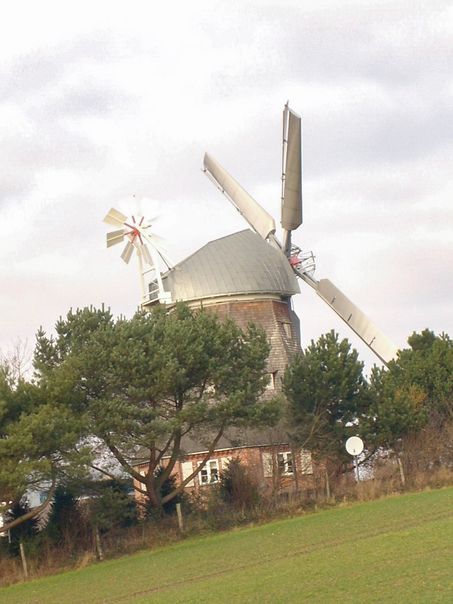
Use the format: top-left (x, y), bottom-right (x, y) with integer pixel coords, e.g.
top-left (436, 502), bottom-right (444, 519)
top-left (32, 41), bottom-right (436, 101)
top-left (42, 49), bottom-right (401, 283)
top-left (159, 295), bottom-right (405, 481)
top-left (87, 479), bottom-right (138, 533)
top-left (218, 458), bottom-right (260, 509)
top-left (45, 486), bottom-right (87, 547)
top-left (3, 501), bottom-right (39, 557)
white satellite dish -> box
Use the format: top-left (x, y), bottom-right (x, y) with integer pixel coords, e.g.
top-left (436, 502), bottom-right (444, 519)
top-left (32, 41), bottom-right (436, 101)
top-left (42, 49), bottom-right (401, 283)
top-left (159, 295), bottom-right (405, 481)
top-left (345, 436), bottom-right (364, 457)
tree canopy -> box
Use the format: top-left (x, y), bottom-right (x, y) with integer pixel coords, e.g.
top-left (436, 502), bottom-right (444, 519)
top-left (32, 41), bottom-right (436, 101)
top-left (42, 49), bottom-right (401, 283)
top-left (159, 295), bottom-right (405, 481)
top-left (35, 303), bottom-right (279, 511)
top-left (365, 329), bottom-right (453, 457)
top-left (283, 330), bottom-right (369, 462)
top-left (0, 358), bottom-right (87, 533)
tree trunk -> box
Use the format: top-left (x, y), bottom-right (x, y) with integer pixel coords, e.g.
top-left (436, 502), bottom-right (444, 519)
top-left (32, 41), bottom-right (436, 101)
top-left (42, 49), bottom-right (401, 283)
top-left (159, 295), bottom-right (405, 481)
top-left (145, 480), bottom-right (163, 514)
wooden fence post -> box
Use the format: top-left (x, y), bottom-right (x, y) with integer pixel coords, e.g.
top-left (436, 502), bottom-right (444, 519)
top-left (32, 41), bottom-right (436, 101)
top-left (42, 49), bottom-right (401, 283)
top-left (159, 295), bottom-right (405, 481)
top-left (95, 526), bottom-right (104, 561)
top-left (19, 541), bottom-right (29, 579)
top-left (176, 503), bottom-right (184, 533)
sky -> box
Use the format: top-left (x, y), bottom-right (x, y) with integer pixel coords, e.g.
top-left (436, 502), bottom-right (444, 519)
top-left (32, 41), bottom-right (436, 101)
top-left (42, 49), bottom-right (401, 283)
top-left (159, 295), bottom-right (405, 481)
top-left (0, 0), bottom-right (452, 372)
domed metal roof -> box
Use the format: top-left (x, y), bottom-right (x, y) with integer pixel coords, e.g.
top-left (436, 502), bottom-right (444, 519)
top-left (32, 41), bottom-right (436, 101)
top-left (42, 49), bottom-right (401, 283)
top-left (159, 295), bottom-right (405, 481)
top-left (160, 229), bottom-right (300, 303)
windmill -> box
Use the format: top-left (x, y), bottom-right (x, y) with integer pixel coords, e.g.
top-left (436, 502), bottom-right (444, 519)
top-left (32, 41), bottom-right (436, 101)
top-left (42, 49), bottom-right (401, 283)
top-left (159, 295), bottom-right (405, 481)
top-left (202, 103), bottom-right (398, 365)
top-left (103, 207), bottom-right (172, 304)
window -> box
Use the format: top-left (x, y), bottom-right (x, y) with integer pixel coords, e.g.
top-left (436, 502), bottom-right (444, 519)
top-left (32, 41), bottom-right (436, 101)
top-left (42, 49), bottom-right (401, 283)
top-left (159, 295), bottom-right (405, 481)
top-left (277, 452), bottom-right (293, 475)
top-left (181, 461), bottom-right (195, 487)
top-left (282, 322), bottom-right (292, 338)
top-left (262, 452), bottom-right (273, 478)
top-left (262, 451), bottom-right (294, 477)
top-left (265, 371), bottom-right (278, 390)
top-left (199, 459), bottom-right (220, 485)
top-left (300, 450), bottom-right (313, 474)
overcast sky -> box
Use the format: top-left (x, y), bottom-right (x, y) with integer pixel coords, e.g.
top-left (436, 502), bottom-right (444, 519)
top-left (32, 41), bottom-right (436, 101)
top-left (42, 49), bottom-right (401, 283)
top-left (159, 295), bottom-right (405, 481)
top-left (1, 0), bottom-right (452, 371)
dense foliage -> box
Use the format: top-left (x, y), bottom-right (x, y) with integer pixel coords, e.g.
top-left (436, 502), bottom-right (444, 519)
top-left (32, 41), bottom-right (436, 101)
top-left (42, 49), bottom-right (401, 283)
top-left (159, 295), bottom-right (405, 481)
top-left (283, 330), bottom-right (370, 461)
top-left (218, 458), bottom-right (259, 509)
top-left (34, 303), bottom-right (279, 511)
top-left (284, 328), bottom-right (453, 483)
top-left (0, 358), bottom-right (87, 533)
top-left (364, 329), bottom-right (453, 480)
top-left (2, 305), bottom-right (452, 539)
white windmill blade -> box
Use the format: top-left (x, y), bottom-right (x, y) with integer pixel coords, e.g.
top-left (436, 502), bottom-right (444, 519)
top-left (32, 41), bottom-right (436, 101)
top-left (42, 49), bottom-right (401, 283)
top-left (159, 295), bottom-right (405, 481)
top-left (140, 229), bottom-right (171, 263)
top-left (141, 214), bottom-right (160, 225)
top-left (103, 208), bottom-right (128, 227)
top-left (121, 240), bottom-right (134, 264)
top-left (144, 230), bottom-right (166, 246)
top-left (106, 229), bottom-right (126, 248)
top-left (203, 152), bottom-right (276, 241)
top-left (281, 105), bottom-right (302, 255)
top-left (314, 278), bottom-right (398, 364)
top-left (139, 243), bottom-right (153, 266)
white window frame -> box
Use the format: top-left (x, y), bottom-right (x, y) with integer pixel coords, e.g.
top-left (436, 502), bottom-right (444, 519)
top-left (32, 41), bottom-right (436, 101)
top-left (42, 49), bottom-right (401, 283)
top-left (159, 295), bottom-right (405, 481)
top-left (181, 461), bottom-right (195, 487)
top-left (198, 459), bottom-right (220, 486)
top-left (277, 452), bottom-right (294, 476)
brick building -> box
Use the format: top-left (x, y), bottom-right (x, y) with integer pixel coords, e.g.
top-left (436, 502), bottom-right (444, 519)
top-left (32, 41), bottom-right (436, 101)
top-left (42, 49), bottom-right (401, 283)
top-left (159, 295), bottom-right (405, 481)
top-left (139, 229), bottom-right (314, 496)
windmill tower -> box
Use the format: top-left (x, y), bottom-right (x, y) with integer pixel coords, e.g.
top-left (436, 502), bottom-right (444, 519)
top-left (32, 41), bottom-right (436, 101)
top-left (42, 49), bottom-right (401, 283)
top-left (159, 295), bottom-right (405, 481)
top-left (140, 104), bottom-right (397, 380)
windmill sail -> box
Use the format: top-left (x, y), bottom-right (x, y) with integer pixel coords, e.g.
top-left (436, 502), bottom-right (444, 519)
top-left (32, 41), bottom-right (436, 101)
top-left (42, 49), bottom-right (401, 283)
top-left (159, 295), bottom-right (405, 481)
top-left (121, 241), bottom-right (134, 264)
top-left (203, 103), bottom-right (399, 366)
top-left (139, 243), bottom-right (153, 266)
top-left (315, 279), bottom-right (398, 364)
top-left (281, 105), bottom-right (302, 232)
top-left (103, 208), bottom-right (128, 227)
top-left (106, 229), bottom-right (125, 247)
top-left (203, 153), bottom-right (276, 240)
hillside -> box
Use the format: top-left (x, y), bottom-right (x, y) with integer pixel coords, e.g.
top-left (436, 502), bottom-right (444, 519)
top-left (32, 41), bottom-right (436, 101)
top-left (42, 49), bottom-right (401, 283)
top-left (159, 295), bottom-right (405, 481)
top-left (2, 487), bottom-right (453, 603)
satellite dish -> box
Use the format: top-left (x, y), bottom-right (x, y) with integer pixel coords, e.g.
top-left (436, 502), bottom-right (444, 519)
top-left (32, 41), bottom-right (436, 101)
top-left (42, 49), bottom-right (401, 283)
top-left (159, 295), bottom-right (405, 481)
top-left (345, 436), bottom-right (364, 456)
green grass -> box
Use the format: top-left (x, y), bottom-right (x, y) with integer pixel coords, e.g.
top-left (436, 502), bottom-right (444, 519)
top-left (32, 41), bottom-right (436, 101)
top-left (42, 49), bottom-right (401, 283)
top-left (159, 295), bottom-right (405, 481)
top-left (2, 487), bottom-right (453, 603)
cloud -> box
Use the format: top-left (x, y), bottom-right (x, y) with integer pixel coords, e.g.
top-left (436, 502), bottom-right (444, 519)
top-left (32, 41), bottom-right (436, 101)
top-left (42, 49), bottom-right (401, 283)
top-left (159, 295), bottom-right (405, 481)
top-left (0, 0), bottom-right (451, 372)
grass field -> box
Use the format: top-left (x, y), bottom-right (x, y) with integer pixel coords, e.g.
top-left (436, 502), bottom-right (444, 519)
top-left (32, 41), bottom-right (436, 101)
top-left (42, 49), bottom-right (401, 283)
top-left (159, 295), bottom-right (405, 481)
top-left (2, 487), bottom-right (453, 603)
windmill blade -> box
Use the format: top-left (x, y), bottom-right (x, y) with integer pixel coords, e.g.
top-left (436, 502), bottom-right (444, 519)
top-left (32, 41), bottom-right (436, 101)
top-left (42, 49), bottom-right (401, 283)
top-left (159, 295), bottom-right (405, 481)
top-left (139, 243), bottom-right (153, 266)
top-left (145, 230), bottom-right (166, 246)
top-left (106, 229), bottom-right (125, 248)
top-left (281, 106), bottom-right (302, 255)
top-left (281, 105), bottom-right (302, 231)
top-left (141, 215), bottom-right (160, 225)
top-left (203, 153), bottom-right (276, 240)
top-left (121, 241), bottom-right (134, 264)
top-left (140, 229), bottom-right (170, 260)
top-left (103, 208), bottom-right (128, 227)
top-left (314, 278), bottom-right (398, 364)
